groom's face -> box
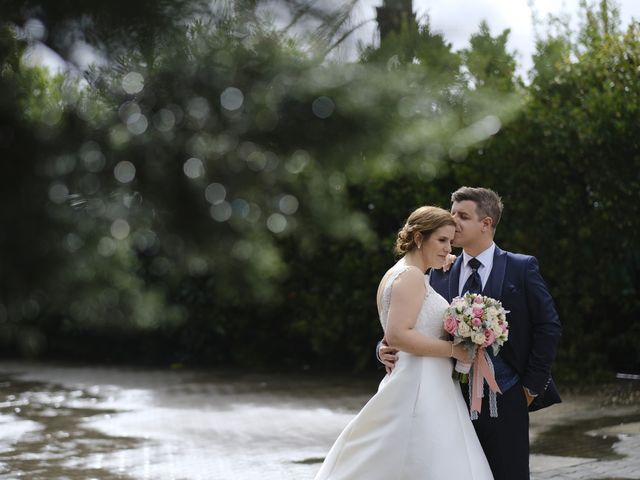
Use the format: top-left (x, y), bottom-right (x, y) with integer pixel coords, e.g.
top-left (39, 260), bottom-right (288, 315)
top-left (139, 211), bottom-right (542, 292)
top-left (450, 200), bottom-right (484, 248)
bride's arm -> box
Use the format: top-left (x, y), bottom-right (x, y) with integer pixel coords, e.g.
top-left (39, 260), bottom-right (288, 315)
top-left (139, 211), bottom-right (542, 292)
top-left (385, 268), bottom-right (471, 362)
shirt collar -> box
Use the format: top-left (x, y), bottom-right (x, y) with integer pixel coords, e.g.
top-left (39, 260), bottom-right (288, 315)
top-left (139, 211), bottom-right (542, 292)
top-left (463, 243), bottom-right (495, 269)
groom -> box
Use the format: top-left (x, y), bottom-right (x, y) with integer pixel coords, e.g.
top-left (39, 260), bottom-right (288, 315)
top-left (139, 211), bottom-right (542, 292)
top-left (379, 187), bottom-right (562, 480)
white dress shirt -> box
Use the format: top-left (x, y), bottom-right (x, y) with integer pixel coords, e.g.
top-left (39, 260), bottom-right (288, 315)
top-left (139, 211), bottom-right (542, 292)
top-left (458, 243), bottom-right (496, 295)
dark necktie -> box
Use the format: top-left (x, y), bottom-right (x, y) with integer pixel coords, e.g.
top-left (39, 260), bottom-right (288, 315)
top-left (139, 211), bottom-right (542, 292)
top-left (462, 257), bottom-right (482, 294)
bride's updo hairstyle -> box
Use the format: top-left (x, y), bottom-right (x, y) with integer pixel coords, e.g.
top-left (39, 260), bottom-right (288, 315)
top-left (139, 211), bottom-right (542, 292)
top-left (394, 206), bottom-right (455, 256)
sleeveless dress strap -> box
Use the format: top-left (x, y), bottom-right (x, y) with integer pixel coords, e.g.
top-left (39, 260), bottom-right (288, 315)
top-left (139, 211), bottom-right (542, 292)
top-left (380, 265), bottom-right (428, 328)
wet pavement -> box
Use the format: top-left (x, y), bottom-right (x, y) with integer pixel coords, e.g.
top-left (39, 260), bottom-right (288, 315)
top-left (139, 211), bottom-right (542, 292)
top-left (0, 361), bottom-right (638, 479)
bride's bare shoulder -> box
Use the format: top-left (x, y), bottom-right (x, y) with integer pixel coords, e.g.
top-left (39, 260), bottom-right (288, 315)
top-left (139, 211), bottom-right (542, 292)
top-left (392, 266), bottom-right (425, 287)
top-left (378, 265), bottom-right (424, 292)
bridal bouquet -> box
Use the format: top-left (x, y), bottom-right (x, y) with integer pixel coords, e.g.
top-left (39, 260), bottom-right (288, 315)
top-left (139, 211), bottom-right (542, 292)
top-left (443, 293), bottom-right (509, 383)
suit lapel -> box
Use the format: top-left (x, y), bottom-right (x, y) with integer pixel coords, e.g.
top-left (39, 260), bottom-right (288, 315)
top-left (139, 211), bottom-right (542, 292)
top-left (485, 245), bottom-right (507, 299)
top-left (448, 256), bottom-right (463, 301)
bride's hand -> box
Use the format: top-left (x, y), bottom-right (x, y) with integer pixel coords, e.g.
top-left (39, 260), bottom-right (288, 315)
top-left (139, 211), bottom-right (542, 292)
top-left (452, 344), bottom-right (474, 364)
top-left (379, 340), bottom-right (399, 374)
top-left (442, 254), bottom-right (457, 272)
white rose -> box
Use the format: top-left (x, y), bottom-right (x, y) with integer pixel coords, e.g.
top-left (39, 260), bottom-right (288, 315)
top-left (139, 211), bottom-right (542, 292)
top-left (458, 322), bottom-right (472, 337)
top-left (472, 332), bottom-right (485, 345)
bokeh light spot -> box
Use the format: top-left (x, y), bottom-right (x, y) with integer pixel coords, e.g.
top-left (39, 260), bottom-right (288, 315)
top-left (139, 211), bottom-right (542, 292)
top-left (231, 199), bottom-right (250, 218)
top-left (80, 142), bottom-right (106, 173)
top-left (183, 157), bottom-right (204, 179)
top-left (64, 233), bottom-right (84, 253)
top-left (246, 203), bottom-right (262, 223)
top-left (285, 150), bottom-right (310, 174)
top-left (419, 162), bottom-right (437, 180)
top-left (109, 125), bottom-right (130, 148)
top-left (133, 229), bottom-right (158, 252)
top-left (278, 195), bottom-right (299, 215)
top-left (264, 152), bottom-right (280, 172)
top-left (247, 151), bottom-right (267, 171)
top-left (86, 198), bottom-right (106, 217)
top-left (267, 213), bottom-right (287, 233)
top-left (312, 96), bottom-right (335, 119)
top-left (188, 257), bottom-right (208, 276)
top-left (205, 183), bottom-right (226, 205)
top-left (122, 71), bottom-right (145, 95)
top-left (220, 87), bottom-right (244, 111)
top-left (97, 237), bottom-right (117, 256)
top-left (187, 97), bottom-right (210, 120)
top-left (48, 182), bottom-right (68, 204)
top-left (153, 108), bottom-right (176, 132)
top-left (119, 101), bottom-right (141, 122)
top-left (110, 219), bottom-right (130, 240)
top-left (127, 114), bottom-right (148, 135)
top-left (54, 155), bottom-right (76, 176)
top-left (210, 202), bottom-right (232, 222)
top-left (114, 161), bottom-right (136, 184)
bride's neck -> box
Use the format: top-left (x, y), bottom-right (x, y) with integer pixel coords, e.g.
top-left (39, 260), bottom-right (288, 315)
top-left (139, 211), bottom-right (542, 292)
top-left (403, 250), bottom-right (429, 272)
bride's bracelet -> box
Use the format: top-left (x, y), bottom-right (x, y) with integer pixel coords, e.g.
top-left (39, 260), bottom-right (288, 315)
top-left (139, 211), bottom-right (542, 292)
top-left (450, 342), bottom-right (454, 358)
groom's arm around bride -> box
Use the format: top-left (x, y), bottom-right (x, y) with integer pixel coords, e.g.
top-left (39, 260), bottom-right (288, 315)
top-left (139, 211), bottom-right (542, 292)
top-left (378, 186), bottom-right (562, 480)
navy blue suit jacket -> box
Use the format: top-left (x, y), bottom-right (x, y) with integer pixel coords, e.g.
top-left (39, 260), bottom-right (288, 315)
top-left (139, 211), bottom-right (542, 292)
top-left (429, 245), bottom-right (562, 411)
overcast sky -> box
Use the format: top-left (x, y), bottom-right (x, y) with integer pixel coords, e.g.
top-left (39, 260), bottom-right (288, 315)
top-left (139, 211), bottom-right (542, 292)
top-left (25, 0), bottom-right (640, 78)
top-left (351, 0), bottom-right (640, 78)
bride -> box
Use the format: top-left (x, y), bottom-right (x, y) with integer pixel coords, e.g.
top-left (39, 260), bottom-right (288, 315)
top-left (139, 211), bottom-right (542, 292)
top-left (314, 206), bottom-right (493, 480)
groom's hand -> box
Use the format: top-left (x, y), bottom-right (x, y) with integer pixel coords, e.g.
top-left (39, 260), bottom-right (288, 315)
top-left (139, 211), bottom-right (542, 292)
top-left (442, 254), bottom-right (457, 272)
top-left (523, 387), bottom-right (536, 406)
top-left (378, 340), bottom-right (399, 374)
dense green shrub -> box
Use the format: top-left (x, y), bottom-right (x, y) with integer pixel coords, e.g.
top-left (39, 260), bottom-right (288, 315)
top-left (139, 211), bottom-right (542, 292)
top-left (1, 1), bottom-right (638, 380)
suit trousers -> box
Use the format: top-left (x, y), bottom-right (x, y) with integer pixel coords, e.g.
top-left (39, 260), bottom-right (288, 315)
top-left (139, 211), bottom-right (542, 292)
top-left (460, 381), bottom-right (530, 480)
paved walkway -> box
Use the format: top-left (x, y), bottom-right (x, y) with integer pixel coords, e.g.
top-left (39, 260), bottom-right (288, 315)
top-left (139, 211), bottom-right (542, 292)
top-left (0, 362), bottom-right (638, 479)
top-left (529, 391), bottom-right (640, 480)
top-left (532, 434), bottom-right (640, 479)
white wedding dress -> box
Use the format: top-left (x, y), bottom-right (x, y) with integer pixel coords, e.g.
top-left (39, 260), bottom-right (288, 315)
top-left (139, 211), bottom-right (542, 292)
top-left (314, 260), bottom-right (493, 480)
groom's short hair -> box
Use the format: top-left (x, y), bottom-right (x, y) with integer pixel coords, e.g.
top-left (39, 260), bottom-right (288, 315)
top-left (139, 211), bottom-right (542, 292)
top-left (451, 187), bottom-right (503, 229)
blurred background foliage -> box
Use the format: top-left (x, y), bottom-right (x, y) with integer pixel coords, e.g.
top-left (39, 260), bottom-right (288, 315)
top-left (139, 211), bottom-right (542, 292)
top-left (0, 0), bottom-right (637, 380)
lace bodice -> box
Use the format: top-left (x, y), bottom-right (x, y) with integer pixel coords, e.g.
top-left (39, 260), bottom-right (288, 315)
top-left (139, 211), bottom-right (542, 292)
top-left (378, 259), bottom-right (450, 339)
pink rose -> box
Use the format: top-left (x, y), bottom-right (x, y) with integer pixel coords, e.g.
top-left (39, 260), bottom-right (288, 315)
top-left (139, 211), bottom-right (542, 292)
top-left (472, 317), bottom-right (482, 327)
top-left (444, 316), bottom-right (459, 334)
top-left (501, 323), bottom-right (508, 332)
top-left (473, 296), bottom-right (484, 304)
top-left (472, 307), bottom-right (484, 317)
top-left (483, 329), bottom-right (496, 347)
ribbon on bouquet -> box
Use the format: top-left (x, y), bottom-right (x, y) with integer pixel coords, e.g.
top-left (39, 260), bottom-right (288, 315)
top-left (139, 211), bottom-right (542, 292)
top-left (469, 348), bottom-right (501, 419)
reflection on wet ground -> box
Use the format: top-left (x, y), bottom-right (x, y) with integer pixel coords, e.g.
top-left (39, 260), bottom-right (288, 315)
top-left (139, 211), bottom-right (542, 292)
top-left (531, 413), bottom-right (640, 460)
top-left (0, 361), bottom-right (638, 479)
top-left (0, 362), bottom-right (378, 479)
top-left (0, 375), bottom-right (138, 479)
